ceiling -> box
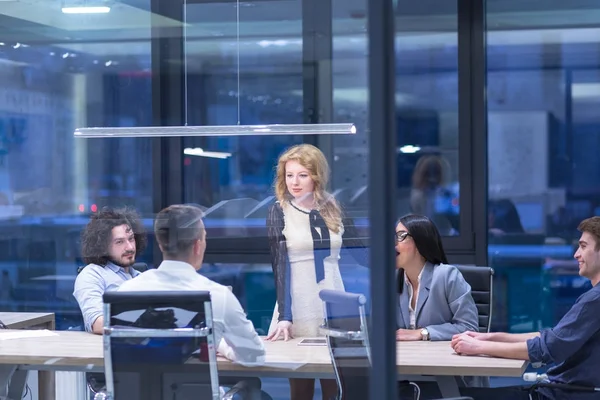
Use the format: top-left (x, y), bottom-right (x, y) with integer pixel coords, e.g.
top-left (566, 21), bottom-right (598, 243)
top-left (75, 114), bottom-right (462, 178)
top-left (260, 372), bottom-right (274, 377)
top-left (1, 0), bottom-right (600, 67)
top-left (1, 1), bottom-right (600, 121)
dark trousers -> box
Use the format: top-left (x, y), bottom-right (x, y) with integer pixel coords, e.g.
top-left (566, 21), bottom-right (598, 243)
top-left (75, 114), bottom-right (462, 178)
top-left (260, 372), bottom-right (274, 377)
top-left (399, 382), bottom-right (543, 400)
top-left (459, 386), bottom-right (543, 400)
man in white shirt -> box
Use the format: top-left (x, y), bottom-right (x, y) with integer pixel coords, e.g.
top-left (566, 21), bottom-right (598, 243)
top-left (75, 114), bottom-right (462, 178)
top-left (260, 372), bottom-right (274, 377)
top-left (117, 204), bottom-right (265, 367)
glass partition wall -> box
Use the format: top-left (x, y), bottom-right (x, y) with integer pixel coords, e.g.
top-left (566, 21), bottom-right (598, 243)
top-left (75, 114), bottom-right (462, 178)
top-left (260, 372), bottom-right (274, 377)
top-left (0, 0), bottom-right (155, 329)
top-left (486, 0), bottom-right (600, 334)
top-left (0, 0), bottom-right (496, 398)
top-left (71, 0), bottom-right (391, 397)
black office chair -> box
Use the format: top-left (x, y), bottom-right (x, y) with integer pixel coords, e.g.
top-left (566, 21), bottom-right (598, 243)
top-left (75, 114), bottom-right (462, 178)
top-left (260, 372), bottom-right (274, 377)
top-left (94, 290), bottom-right (260, 400)
top-left (456, 265), bottom-right (494, 333)
top-left (318, 289), bottom-right (471, 400)
top-left (454, 266), bottom-right (494, 390)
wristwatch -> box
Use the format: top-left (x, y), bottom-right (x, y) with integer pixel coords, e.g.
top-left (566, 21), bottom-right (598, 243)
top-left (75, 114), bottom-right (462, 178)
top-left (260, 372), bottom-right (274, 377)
top-left (420, 328), bottom-right (430, 341)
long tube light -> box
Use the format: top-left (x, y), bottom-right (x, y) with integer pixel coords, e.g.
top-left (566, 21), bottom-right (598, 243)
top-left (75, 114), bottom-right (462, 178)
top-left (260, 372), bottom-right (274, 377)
top-left (62, 6), bottom-right (111, 13)
top-left (73, 123), bottom-right (356, 138)
top-left (183, 148), bottom-right (232, 159)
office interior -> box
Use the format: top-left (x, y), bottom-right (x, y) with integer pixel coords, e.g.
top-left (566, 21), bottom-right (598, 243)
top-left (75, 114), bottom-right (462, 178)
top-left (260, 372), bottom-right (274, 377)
top-left (0, 0), bottom-right (597, 398)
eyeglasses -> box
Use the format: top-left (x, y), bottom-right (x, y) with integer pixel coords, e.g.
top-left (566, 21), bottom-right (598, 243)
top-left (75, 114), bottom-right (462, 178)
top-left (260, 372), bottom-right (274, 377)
top-left (395, 231), bottom-right (411, 243)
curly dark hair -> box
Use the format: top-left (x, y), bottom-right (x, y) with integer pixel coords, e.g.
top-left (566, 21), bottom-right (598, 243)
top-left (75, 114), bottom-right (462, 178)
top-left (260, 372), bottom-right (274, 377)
top-left (81, 207), bottom-right (147, 266)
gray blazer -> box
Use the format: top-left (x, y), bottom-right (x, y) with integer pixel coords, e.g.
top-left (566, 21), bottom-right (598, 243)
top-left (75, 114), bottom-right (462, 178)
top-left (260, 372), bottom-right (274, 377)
top-left (396, 262), bottom-right (479, 341)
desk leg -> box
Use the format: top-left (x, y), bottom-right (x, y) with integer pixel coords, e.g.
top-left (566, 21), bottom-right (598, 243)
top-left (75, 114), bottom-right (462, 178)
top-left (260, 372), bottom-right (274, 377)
top-left (38, 316), bottom-right (56, 400)
top-left (38, 371), bottom-right (55, 400)
top-left (436, 376), bottom-right (461, 398)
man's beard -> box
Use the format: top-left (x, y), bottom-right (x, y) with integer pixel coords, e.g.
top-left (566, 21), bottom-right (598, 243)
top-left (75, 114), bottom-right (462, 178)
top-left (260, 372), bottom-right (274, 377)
top-left (108, 254), bottom-right (136, 269)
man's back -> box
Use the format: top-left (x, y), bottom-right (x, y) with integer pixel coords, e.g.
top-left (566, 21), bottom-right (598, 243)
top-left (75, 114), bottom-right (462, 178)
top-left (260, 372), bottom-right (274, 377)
top-left (117, 260), bottom-right (265, 366)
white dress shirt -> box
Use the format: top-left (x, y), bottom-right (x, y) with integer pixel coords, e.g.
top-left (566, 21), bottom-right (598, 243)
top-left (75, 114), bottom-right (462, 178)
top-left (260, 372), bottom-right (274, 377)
top-left (405, 268), bottom-right (424, 329)
top-left (117, 260), bottom-right (265, 367)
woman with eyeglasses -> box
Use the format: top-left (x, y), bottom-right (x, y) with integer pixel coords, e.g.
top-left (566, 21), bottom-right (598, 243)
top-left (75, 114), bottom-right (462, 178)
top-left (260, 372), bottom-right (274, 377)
top-left (395, 214), bottom-right (482, 399)
top-left (394, 214), bottom-right (478, 342)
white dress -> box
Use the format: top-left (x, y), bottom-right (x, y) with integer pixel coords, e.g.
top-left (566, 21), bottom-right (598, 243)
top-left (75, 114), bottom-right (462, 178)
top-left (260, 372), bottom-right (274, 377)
top-left (267, 202), bottom-right (345, 337)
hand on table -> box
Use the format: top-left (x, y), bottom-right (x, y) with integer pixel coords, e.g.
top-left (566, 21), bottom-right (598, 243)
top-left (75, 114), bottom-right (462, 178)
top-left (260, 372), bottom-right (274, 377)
top-left (451, 333), bottom-right (484, 356)
top-left (266, 321), bottom-right (293, 341)
top-left (396, 329), bottom-right (422, 341)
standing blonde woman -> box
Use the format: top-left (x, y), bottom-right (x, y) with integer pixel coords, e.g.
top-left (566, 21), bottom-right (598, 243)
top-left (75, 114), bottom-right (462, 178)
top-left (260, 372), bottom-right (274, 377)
top-left (266, 144), bottom-right (367, 400)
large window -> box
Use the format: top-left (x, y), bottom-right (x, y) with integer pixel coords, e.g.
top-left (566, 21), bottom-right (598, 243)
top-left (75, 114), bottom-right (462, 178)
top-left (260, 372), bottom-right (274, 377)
top-left (486, 1), bottom-right (600, 332)
top-left (181, 0), bottom-right (474, 258)
top-left (0, 2), bottom-right (154, 329)
top-left (178, 0), bottom-right (374, 340)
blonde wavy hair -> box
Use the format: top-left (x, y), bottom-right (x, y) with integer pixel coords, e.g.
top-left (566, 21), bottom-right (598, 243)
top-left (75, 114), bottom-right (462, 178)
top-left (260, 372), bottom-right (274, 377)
top-left (274, 144), bottom-right (342, 233)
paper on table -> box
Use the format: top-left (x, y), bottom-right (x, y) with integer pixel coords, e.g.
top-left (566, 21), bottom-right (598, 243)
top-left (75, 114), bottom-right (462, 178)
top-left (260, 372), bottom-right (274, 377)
top-left (0, 330), bottom-right (58, 340)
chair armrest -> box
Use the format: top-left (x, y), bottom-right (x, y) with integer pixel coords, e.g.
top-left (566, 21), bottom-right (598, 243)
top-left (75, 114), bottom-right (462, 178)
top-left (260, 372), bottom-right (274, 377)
top-left (523, 372), bottom-right (548, 382)
top-left (318, 325), bottom-right (364, 340)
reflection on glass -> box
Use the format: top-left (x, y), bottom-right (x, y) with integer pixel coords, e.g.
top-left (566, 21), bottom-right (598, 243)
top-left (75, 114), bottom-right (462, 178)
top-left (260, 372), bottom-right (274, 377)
top-left (486, 1), bottom-right (600, 334)
top-left (330, 0), bottom-right (460, 234)
top-left (182, 0), bottom-right (304, 225)
top-left (0, 1), bottom-right (153, 329)
top-left (410, 154), bottom-right (458, 235)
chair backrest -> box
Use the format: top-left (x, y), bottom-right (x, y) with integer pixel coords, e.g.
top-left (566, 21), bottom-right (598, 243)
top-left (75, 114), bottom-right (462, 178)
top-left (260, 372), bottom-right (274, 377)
top-left (102, 291), bottom-right (219, 400)
top-left (319, 289), bottom-right (370, 400)
top-left (457, 265), bottom-right (494, 333)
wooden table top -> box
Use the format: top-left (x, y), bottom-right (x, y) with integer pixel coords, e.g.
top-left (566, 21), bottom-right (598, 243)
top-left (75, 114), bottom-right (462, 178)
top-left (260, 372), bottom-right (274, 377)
top-left (218, 338), bottom-right (527, 377)
top-left (0, 312), bottom-right (55, 330)
top-left (0, 331), bottom-right (527, 377)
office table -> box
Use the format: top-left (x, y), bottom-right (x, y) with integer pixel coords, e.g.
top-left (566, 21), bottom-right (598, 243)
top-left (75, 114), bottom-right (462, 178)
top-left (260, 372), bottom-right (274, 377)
top-left (0, 312), bottom-right (55, 330)
top-left (0, 331), bottom-right (527, 398)
top-left (217, 338), bottom-right (527, 397)
top-left (0, 313), bottom-right (55, 400)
